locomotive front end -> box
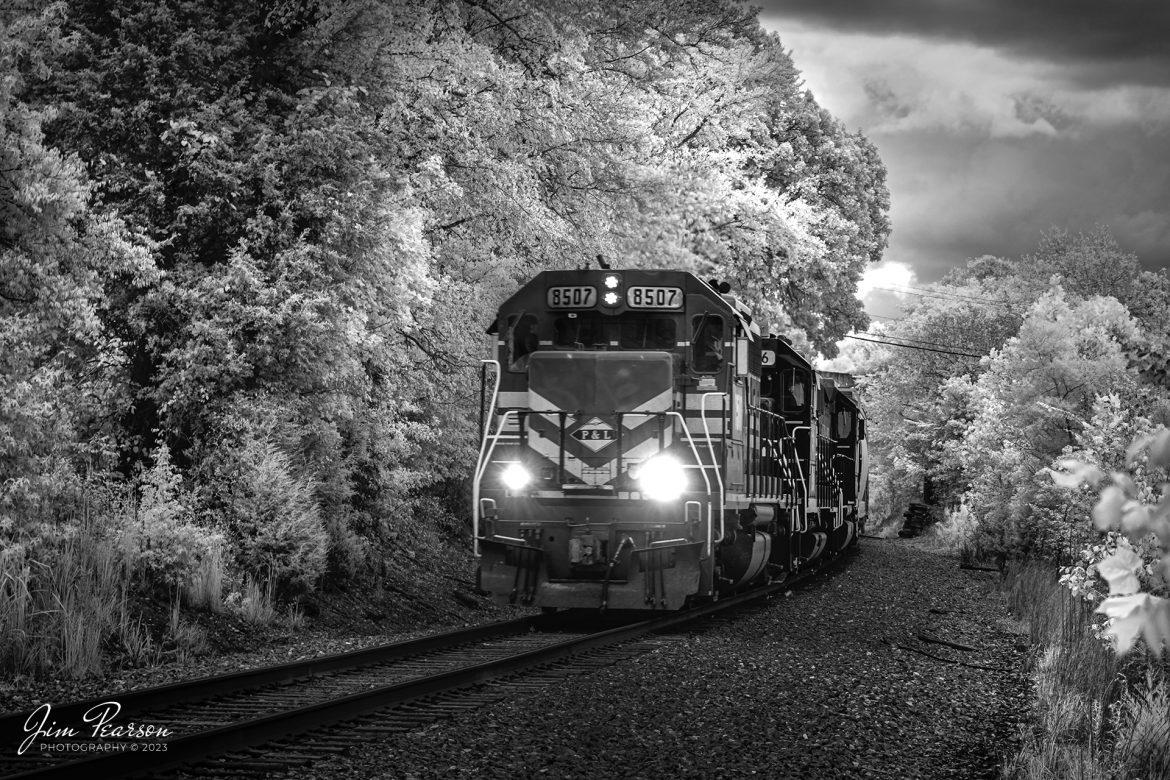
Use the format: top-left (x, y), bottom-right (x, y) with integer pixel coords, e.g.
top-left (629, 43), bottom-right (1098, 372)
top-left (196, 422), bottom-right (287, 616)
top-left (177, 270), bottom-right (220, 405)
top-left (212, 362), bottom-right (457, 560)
top-left (474, 269), bottom-right (728, 610)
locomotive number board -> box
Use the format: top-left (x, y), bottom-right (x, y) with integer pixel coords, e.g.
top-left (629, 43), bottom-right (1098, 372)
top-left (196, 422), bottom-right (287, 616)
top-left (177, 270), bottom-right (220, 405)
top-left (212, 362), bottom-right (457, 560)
top-left (627, 286), bottom-right (683, 309)
top-left (547, 286), bottom-right (597, 308)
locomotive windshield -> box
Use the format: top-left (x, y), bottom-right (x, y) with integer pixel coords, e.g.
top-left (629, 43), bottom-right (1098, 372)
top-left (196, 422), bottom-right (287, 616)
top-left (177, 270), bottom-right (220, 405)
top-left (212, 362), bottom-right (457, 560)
top-left (552, 314), bottom-right (676, 350)
top-left (553, 315), bottom-right (608, 349)
top-left (619, 316), bottom-right (676, 349)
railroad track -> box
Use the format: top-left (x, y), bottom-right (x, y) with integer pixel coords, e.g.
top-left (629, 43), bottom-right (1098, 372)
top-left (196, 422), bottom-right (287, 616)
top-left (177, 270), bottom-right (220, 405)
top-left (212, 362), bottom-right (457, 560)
top-left (0, 554), bottom-right (849, 779)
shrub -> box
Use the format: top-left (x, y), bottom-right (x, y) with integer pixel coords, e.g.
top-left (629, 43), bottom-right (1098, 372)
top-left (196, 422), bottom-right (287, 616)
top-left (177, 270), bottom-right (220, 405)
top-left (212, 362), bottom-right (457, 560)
top-left (120, 445), bottom-right (223, 599)
top-left (214, 436), bottom-right (328, 599)
top-left (225, 575), bottom-right (277, 625)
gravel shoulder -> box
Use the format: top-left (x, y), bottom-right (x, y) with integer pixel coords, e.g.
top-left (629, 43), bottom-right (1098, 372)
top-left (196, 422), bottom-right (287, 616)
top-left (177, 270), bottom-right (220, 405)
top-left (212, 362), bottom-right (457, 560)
top-left (303, 539), bottom-right (1031, 780)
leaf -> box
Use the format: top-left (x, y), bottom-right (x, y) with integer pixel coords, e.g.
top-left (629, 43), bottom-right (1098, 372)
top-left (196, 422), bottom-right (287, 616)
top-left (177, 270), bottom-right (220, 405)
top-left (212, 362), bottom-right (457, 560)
top-left (1092, 485), bottom-right (1126, 531)
top-left (1096, 547), bottom-right (1143, 595)
top-left (1095, 595), bottom-right (1147, 654)
top-left (1149, 429), bottom-right (1170, 471)
top-left (1125, 433), bottom-right (1155, 466)
top-left (1119, 502), bottom-right (1155, 542)
top-left (1049, 459), bottom-right (1105, 489)
top-left (1109, 472), bottom-right (1138, 497)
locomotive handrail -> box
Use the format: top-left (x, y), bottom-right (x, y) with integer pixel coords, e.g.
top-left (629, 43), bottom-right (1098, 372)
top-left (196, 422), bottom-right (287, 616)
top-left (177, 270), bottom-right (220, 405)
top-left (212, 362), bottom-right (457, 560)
top-left (471, 360), bottom-right (502, 557)
top-left (473, 404), bottom-right (515, 558)
top-left (700, 392), bottom-right (727, 551)
top-left (667, 409), bottom-right (716, 558)
top-left (627, 409), bottom-right (716, 554)
top-left (748, 403), bottom-right (798, 501)
top-left (787, 424), bottom-right (810, 511)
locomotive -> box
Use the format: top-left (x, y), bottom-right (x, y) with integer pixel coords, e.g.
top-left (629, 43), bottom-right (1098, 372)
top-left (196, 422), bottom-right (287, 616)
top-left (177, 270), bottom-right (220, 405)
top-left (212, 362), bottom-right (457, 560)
top-left (473, 268), bottom-right (869, 610)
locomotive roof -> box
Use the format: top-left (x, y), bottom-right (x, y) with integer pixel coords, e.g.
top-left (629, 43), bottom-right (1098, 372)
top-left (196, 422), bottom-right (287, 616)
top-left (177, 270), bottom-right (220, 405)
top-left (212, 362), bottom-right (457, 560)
top-left (819, 370), bottom-right (862, 407)
top-left (502, 268), bottom-right (734, 305)
top-left (489, 268), bottom-right (750, 334)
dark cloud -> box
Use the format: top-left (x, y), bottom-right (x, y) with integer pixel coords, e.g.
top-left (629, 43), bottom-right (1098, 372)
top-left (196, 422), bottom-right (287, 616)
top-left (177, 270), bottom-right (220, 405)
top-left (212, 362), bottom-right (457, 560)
top-left (758, 0), bottom-right (1170, 87)
top-left (874, 127), bottom-right (1170, 280)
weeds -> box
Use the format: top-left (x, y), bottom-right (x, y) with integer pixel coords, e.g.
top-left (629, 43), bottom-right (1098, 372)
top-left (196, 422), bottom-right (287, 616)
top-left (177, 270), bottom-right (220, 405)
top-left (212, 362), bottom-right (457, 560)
top-left (1004, 561), bottom-right (1169, 780)
top-left (0, 533), bottom-right (133, 678)
top-left (227, 576), bottom-right (277, 625)
top-left (921, 504), bottom-right (978, 554)
top-left (183, 543), bottom-right (225, 612)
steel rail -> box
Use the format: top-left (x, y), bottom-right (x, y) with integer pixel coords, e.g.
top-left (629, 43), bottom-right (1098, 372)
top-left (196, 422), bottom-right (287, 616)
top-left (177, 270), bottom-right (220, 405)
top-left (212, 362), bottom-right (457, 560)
top-left (0, 616), bottom-right (538, 746)
top-left (4, 555), bottom-right (852, 780)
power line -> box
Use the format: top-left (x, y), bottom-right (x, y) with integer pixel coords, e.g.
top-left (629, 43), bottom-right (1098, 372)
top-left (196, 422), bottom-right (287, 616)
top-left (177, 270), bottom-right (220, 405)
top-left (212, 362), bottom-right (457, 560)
top-left (858, 329), bottom-right (977, 352)
top-left (886, 282), bottom-right (1003, 303)
top-left (872, 285), bottom-right (1011, 308)
top-left (845, 334), bottom-right (984, 358)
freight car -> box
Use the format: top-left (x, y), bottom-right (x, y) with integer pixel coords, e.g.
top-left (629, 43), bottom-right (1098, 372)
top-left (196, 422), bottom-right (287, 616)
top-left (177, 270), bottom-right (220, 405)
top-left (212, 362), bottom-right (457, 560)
top-left (473, 268), bottom-right (869, 610)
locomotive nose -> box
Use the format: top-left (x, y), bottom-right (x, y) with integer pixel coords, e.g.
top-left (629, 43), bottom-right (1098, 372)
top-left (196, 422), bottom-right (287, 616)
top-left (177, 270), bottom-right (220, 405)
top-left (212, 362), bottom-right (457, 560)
top-left (527, 351), bottom-right (674, 415)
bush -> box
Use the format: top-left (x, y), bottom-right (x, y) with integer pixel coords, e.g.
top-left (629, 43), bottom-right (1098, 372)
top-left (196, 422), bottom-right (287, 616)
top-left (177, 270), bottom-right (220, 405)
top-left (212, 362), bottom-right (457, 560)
top-left (213, 436), bottom-right (328, 599)
top-left (119, 445), bottom-right (223, 600)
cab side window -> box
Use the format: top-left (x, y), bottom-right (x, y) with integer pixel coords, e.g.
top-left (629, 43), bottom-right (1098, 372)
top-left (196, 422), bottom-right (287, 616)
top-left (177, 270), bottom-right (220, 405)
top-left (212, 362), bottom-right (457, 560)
top-left (782, 369), bottom-right (807, 413)
top-left (836, 410), bottom-right (853, 439)
top-left (506, 313), bottom-right (539, 371)
top-left (690, 315), bottom-right (724, 373)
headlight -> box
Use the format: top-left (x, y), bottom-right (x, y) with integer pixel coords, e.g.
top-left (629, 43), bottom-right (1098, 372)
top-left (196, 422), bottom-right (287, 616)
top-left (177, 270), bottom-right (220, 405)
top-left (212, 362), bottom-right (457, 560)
top-left (635, 455), bottom-right (686, 501)
top-left (501, 463), bottom-right (532, 491)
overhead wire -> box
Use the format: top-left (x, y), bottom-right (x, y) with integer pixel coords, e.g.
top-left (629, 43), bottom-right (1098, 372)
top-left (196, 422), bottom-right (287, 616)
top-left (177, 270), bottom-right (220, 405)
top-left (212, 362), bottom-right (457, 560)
top-left (871, 285), bottom-right (1012, 308)
top-left (856, 329), bottom-right (971, 352)
top-left (844, 334), bottom-right (984, 358)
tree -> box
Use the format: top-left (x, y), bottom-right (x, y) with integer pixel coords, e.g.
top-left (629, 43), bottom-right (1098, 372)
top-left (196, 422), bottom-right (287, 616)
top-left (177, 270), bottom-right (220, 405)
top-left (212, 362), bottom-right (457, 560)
top-left (0, 6), bottom-right (150, 529)
top-left (12, 0), bottom-right (889, 583)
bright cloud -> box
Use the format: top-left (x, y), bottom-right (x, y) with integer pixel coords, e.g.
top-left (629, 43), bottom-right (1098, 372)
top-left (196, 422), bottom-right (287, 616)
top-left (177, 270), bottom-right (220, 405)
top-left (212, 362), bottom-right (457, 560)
top-left (857, 259), bottom-right (915, 300)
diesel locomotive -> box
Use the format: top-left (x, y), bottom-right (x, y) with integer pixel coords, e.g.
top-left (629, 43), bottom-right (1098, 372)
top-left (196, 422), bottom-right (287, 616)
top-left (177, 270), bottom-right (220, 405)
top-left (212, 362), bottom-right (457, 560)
top-left (473, 268), bottom-right (869, 610)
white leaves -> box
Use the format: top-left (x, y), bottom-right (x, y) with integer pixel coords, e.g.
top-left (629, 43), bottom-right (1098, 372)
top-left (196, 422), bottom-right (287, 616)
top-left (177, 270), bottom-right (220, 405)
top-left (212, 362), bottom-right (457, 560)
top-left (1096, 547), bottom-right (1143, 595)
top-left (1049, 458), bottom-right (1104, 489)
top-left (1125, 432), bottom-right (1156, 466)
top-left (1122, 427), bottom-right (1170, 470)
top-left (1092, 485), bottom-right (1127, 531)
top-left (1147, 428), bottom-right (1170, 471)
top-left (1095, 594), bottom-right (1170, 655)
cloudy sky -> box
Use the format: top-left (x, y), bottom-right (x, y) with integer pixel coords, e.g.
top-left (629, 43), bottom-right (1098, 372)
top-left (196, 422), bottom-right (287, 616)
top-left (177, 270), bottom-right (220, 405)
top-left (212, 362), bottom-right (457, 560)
top-left (757, 0), bottom-right (1170, 318)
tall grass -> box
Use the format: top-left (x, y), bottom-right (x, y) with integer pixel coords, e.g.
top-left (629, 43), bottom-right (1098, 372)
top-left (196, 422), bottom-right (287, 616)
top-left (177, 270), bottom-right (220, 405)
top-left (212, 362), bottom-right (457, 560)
top-left (183, 543), bottom-right (225, 612)
top-left (232, 575), bottom-right (277, 625)
top-left (0, 534), bottom-right (132, 678)
top-left (1003, 562), bottom-right (1169, 780)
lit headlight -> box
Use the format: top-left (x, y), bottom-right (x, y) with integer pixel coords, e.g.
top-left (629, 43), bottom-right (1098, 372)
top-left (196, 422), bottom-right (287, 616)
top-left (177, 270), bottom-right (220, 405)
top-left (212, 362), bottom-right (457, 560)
top-left (501, 463), bottom-right (532, 491)
top-left (635, 455), bottom-right (686, 501)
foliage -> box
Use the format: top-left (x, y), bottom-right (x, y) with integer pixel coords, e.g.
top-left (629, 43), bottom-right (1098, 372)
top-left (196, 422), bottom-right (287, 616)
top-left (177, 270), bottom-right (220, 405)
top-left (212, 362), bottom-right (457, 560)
top-left (6, 2), bottom-right (887, 560)
top-left (859, 228), bottom-right (1170, 571)
top-left (0, 527), bottom-right (134, 678)
top-left (1005, 561), bottom-right (1169, 780)
top-left (206, 429), bottom-right (329, 598)
top-left (119, 444), bottom-right (224, 597)
top-left (1052, 428), bottom-right (1170, 656)
top-left (2, 0), bottom-right (891, 675)
top-left (0, 6), bottom-right (152, 534)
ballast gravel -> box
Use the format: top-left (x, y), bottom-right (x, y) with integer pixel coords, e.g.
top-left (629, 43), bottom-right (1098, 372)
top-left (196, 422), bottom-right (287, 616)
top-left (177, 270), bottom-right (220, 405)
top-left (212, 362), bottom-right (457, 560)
top-left (303, 540), bottom-right (1031, 780)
